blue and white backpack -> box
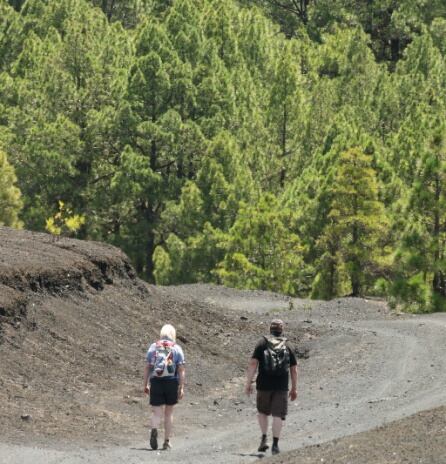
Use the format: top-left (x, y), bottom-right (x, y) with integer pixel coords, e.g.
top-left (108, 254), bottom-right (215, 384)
top-left (153, 339), bottom-right (176, 377)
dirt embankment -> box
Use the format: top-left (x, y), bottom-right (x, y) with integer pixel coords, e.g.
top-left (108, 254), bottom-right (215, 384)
top-left (0, 226), bottom-right (137, 334)
top-left (2, 226), bottom-right (446, 464)
top-left (0, 227), bottom-right (307, 445)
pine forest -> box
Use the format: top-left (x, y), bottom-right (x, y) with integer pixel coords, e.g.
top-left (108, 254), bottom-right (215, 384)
top-left (1, 0), bottom-right (445, 312)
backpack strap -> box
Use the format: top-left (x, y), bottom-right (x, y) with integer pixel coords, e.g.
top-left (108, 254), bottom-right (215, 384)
top-left (156, 339), bottom-right (175, 348)
top-left (264, 335), bottom-right (287, 340)
top-left (264, 335), bottom-right (287, 347)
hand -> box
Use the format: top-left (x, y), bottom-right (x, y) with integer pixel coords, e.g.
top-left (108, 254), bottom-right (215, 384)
top-left (245, 383), bottom-right (253, 396)
top-left (289, 388), bottom-right (297, 401)
top-left (178, 385), bottom-right (184, 400)
top-left (144, 385), bottom-right (150, 395)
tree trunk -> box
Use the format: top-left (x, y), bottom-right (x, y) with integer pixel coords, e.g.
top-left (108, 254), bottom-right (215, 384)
top-left (8, 0), bottom-right (25, 11)
top-left (299, 0), bottom-right (310, 25)
top-left (280, 104), bottom-right (288, 187)
top-left (351, 265), bottom-right (361, 297)
top-left (328, 256), bottom-right (336, 299)
top-left (145, 229), bottom-right (155, 283)
top-left (390, 38), bottom-right (400, 62)
top-left (150, 140), bottom-right (157, 170)
top-left (432, 172), bottom-right (444, 296)
top-left (350, 192), bottom-right (361, 296)
top-left (177, 160), bottom-right (184, 179)
top-left (142, 205), bottom-right (157, 283)
top-left (101, 0), bottom-right (115, 21)
top-left (433, 272), bottom-right (445, 297)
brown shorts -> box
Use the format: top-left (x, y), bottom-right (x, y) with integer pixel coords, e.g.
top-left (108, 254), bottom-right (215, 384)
top-left (256, 390), bottom-right (288, 419)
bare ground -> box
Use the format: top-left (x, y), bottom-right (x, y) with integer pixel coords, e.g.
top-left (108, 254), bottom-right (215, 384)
top-left (1, 226), bottom-right (446, 464)
top-left (262, 405), bottom-right (446, 464)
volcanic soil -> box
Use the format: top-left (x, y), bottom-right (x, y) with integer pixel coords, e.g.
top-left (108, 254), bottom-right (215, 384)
top-left (1, 226), bottom-right (446, 464)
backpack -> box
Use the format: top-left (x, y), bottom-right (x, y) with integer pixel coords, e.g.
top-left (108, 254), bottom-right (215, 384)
top-left (153, 339), bottom-right (176, 377)
top-left (262, 336), bottom-right (290, 376)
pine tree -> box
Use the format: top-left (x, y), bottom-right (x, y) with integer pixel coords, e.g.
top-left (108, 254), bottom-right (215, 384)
top-left (153, 131), bottom-right (255, 284)
top-left (0, 0), bottom-right (444, 304)
top-left (3, 0), bottom-right (132, 231)
top-left (393, 127), bottom-right (446, 310)
top-left (90, 0), bottom-right (152, 27)
top-left (217, 194), bottom-right (304, 295)
top-left (266, 41), bottom-right (306, 188)
top-left (313, 147), bottom-right (388, 297)
top-left (0, 148), bottom-right (22, 228)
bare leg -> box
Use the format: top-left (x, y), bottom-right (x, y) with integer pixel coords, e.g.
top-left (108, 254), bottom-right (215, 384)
top-left (151, 405), bottom-right (163, 429)
top-left (164, 405), bottom-right (174, 441)
top-left (257, 413), bottom-right (269, 451)
top-left (150, 406), bottom-right (163, 449)
top-left (257, 413), bottom-right (268, 435)
top-left (272, 416), bottom-right (283, 438)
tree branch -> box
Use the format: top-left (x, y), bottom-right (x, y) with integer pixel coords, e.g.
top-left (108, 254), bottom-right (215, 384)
top-left (263, 0), bottom-right (300, 15)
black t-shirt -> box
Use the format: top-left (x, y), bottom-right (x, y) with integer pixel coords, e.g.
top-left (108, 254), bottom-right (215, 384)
top-left (252, 336), bottom-right (297, 391)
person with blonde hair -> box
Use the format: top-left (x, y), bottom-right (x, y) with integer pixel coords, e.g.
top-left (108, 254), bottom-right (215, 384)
top-left (143, 324), bottom-right (185, 450)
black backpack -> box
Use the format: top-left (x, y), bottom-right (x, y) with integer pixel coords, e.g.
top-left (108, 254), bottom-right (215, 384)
top-left (262, 335), bottom-right (290, 376)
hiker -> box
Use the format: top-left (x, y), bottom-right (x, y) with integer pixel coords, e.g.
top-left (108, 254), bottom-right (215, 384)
top-left (143, 324), bottom-right (185, 450)
top-left (245, 318), bottom-right (298, 455)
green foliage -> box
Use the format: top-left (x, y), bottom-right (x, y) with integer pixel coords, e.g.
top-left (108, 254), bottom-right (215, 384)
top-left (89, 0), bottom-right (152, 27)
top-left (312, 148), bottom-right (389, 298)
top-left (217, 194), bottom-right (305, 296)
top-left (0, 0), bottom-right (445, 311)
top-left (390, 127), bottom-right (446, 311)
top-left (250, 0), bottom-right (445, 63)
top-left (153, 131), bottom-right (254, 284)
top-left (0, 148), bottom-right (22, 228)
top-left (45, 200), bottom-right (85, 237)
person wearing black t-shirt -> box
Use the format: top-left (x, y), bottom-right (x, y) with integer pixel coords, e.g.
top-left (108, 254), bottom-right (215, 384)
top-left (245, 319), bottom-right (298, 455)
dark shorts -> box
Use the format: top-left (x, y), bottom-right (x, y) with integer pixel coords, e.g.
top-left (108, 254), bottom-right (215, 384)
top-left (150, 378), bottom-right (179, 406)
top-left (256, 390), bottom-right (288, 419)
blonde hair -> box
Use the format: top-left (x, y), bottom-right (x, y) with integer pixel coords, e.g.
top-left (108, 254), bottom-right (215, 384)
top-left (160, 324), bottom-right (176, 341)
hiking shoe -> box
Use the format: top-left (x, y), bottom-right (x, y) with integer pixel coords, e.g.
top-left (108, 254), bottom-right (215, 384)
top-left (258, 436), bottom-right (269, 452)
top-left (150, 428), bottom-right (158, 450)
top-left (271, 443), bottom-right (280, 455)
top-left (162, 440), bottom-right (171, 450)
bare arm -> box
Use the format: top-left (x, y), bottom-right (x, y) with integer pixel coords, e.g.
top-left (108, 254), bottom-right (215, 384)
top-left (143, 363), bottom-right (150, 394)
top-left (289, 364), bottom-right (298, 400)
top-left (177, 365), bottom-right (185, 400)
top-left (245, 358), bottom-right (258, 395)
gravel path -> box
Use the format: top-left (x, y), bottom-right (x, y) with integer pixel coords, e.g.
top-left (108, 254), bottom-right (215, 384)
top-left (2, 288), bottom-right (446, 464)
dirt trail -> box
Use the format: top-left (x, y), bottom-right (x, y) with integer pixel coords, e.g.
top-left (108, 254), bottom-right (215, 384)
top-left (1, 228), bottom-right (446, 463)
top-left (2, 293), bottom-right (446, 463)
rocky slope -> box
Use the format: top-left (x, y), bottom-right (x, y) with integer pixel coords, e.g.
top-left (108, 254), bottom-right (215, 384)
top-left (1, 226), bottom-right (446, 464)
top-left (0, 227), bottom-right (294, 444)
